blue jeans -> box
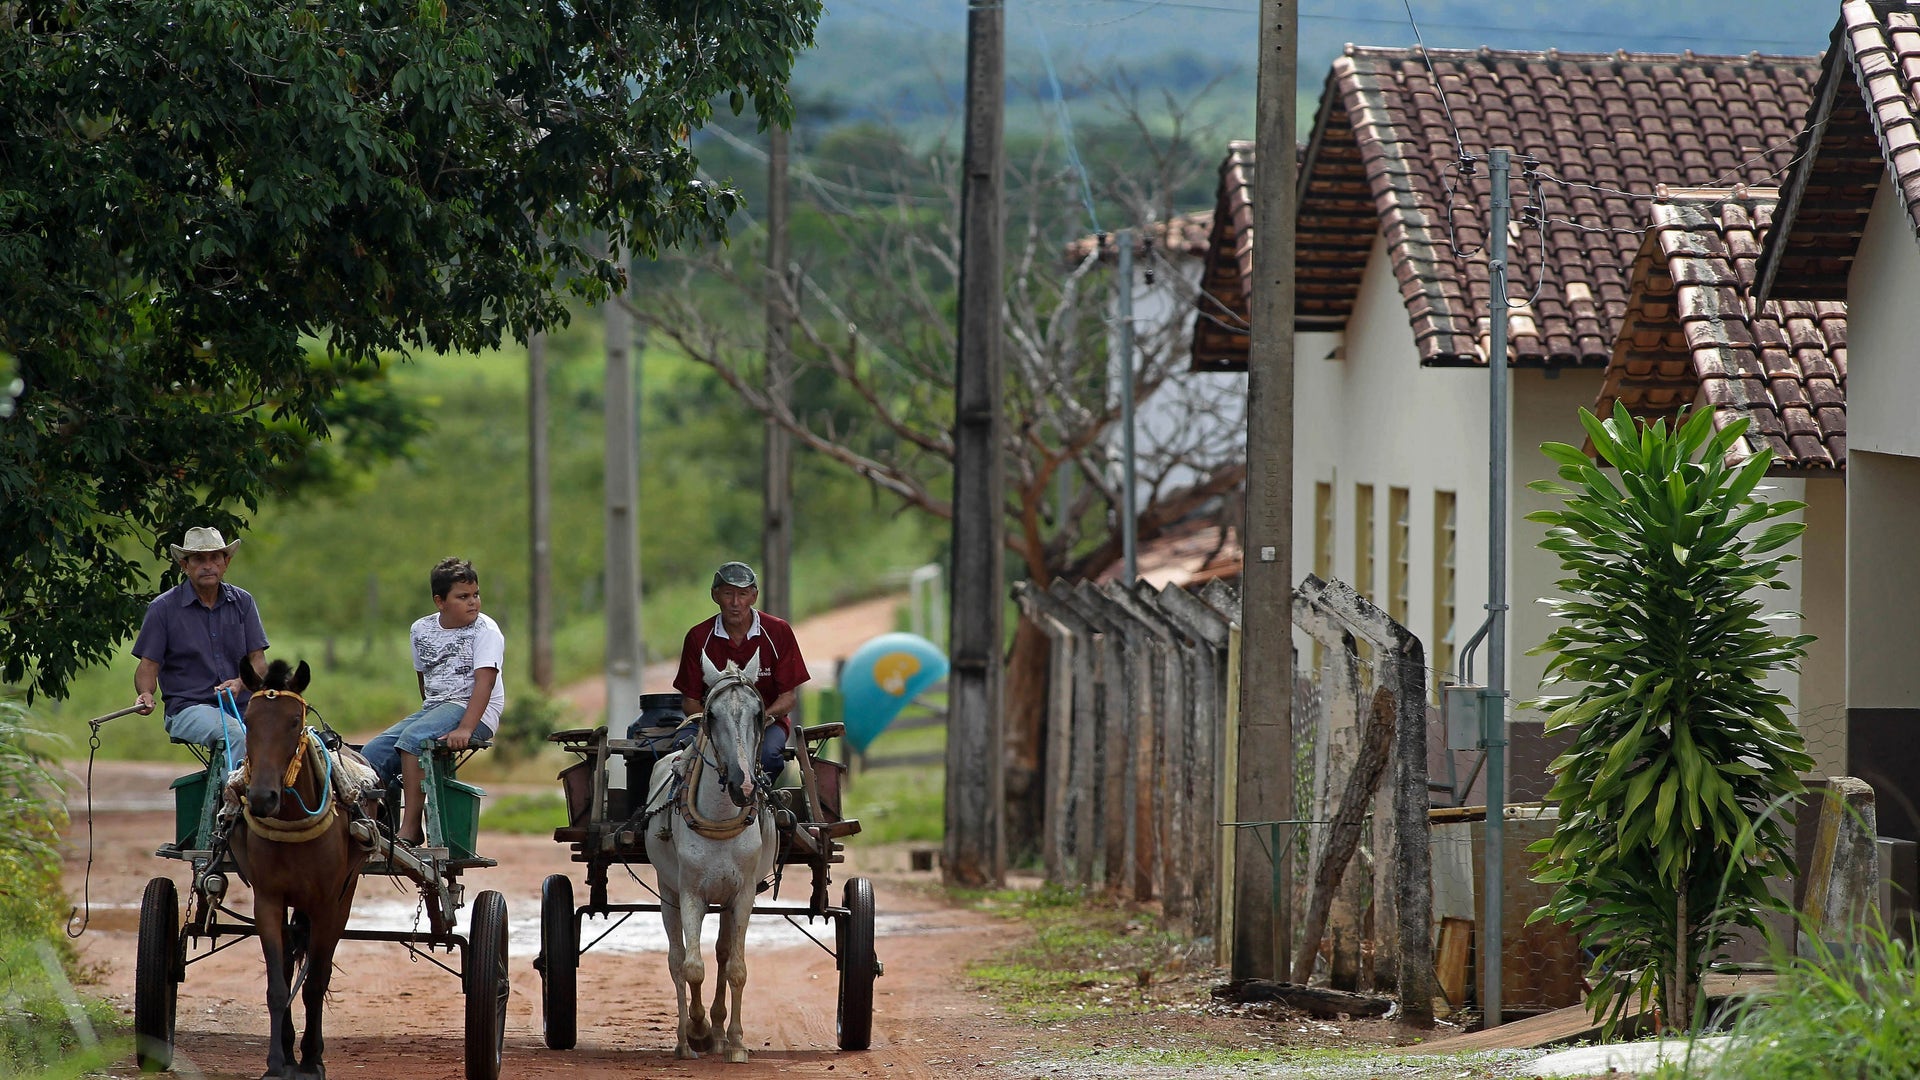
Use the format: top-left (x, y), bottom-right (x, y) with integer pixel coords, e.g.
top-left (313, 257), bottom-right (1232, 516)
top-left (165, 703), bottom-right (237, 749)
top-left (760, 722), bottom-right (789, 781)
top-left (362, 702), bottom-right (478, 789)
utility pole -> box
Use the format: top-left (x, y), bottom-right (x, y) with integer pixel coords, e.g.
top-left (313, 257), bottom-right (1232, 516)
top-left (604, 249), bottom-right (644, 752)
top-left (1237, 0), bottom-right (1297, 980)
top-left (1116, 228), bottom-right (1139, 583)
top-left (529, 330), bottom-right (554, 691)
top-left (944, 0), bottom-right (1007, 888)
top-left (1481, 147), bottom-right (1512, 1028)
top-left (763, 126), bottom-right (794, 620)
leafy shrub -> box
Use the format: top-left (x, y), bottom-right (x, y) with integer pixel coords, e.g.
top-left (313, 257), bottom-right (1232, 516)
top-left (1527, 405), bottom-right (1812, 1032)
top-left (0, 700), bottom-right (124, 1076)
top-left (1649, 920), bottom-right (1920, 1079)
top-left (491, 691), bottom-right (563, 764)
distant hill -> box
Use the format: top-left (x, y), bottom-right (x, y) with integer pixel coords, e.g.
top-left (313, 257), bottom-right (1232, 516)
top-left (783, 0), bottom-right (1837, 144)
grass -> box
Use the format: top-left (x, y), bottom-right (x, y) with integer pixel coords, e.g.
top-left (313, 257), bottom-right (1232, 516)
top-left (0, 703), bottom-right (125, 1078)
top-left (959, 884), bottom-right (1210, 1023)
top-left (1644, 920), bottom-right (1920, 1079)
top-left (480, 792), bottom-right (570, 835)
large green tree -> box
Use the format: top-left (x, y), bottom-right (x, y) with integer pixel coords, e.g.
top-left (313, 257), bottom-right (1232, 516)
top-left (0, 0), bottom-right (819, 698)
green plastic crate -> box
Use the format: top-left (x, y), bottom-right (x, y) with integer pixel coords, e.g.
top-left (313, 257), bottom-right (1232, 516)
top-left (171, 771), bottom-right (208, 848)
top-left (431, 775), bottom-right (485, 861)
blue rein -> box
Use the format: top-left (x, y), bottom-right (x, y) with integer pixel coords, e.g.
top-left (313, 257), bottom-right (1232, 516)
top-left (224, 686), bottom-right (332, 817)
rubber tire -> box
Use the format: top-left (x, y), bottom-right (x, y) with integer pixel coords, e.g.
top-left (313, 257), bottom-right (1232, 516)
top-left (464, 890), bottom-right (509, 1080)
top-left (134, 876), bottom-right (180, 1072)
top-left (836, 877), bottom-right (876, 1051)
top-left (538, 874), bottom-right (578, 1049)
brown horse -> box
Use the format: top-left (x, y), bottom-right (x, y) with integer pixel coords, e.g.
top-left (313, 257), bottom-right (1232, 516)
top-left (228, 660), bottom-right (370, 1080)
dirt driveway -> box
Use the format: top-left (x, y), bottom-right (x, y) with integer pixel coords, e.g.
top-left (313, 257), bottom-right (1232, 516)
top-left (61, 761), bottom-right (1028, 1080)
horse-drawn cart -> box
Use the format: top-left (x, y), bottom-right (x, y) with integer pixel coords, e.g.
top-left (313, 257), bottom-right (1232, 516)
top-left (535, 693), bottom-right (880, 1053)
top-left (135, 734), bottom-right (510, 1080)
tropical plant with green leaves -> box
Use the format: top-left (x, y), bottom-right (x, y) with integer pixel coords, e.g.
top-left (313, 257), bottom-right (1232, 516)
top-left (1525, 403), bottom-right (1814, 1033)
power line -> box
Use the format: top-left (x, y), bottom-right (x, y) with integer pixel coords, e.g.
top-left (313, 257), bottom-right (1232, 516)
top-left (1400, 0), bottom-right (1467, 161)
top-left (1027, 6), bottom-right (1104, 233)
top-left (700, 125), bottom-right (950, 206)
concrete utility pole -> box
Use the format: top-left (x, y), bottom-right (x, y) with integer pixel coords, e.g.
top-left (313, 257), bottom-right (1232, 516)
top-left (604, 251), bottom-right (644, 741)
top-left (1116, 229), bottom-right (1139, 583)
top-left (944, 0), bottom-right (1008, 887)
top-left (1481, 147), bottom-right (1512, 1028)
top-left (529, 330), bottom-right (554, 691)
top-left (1236, 0), bottom-right (1298, 981)
top-left (763, 126), bottom-right (794, 620)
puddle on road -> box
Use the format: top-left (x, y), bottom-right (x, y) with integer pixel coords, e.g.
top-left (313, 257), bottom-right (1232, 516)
top-left (82, 896), bottom-right (967, 957)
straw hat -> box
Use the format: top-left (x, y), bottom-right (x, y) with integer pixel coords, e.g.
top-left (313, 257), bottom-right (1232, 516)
top-left (169, 526), bottom-right (241, 562)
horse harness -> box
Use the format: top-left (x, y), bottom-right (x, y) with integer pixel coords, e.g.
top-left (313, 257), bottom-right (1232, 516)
top-left (674, 730), bottom-right (761, 840)
top-left (232, 689), bottom-right (345, 845)
top-left (667, 671), bottom-right (767, 841)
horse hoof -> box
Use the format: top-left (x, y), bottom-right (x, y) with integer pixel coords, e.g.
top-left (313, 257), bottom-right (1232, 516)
top-left (725, 1046), bottom-right (750, 1064)
top-left (675, 1046), bottom-right (700, 1060)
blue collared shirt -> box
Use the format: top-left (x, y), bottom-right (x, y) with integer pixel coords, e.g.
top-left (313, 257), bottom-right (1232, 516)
top-left (131, 580), bottom-right (270, 716)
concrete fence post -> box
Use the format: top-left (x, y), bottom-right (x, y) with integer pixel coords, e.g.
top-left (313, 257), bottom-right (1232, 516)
top-left (1105, 581), bottom-right (1194, 924)
top-left (1800, 776), bottom-right (1881, 957)
top-left (1152, 583), bottom-right (1236, 944)
top-left (1016, 582), bottom-right (1102, 887)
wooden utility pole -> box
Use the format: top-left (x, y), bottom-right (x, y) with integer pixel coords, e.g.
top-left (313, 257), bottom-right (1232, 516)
top-left (1236, 0), bottom-right (1297, 980)
top-left (763, 126), bottom-right (794, 620)
top-left (529, 330), bottom-right (554, 690)
top-left (944, 0), bottom-right (1007, 887)
top-left (604, 252), bottom-right (644, 744)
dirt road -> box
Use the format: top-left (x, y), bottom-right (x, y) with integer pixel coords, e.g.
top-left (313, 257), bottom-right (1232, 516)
top-left (61, 762), bottom-right (1027, 1080)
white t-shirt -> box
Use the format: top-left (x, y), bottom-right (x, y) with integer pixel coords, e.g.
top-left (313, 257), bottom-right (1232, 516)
top-left (410, 611), bottom-right (506, 734)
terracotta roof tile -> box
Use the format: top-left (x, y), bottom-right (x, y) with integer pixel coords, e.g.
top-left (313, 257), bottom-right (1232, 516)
top-left (1594, 190), bottom-right (1847, 473)
top-left (1063, 212), bottom-right (1215, 266)
top-left (1758, 3), bottom-right (1920, 300)
top-left (1197, 46), bottom-right (1820, 371)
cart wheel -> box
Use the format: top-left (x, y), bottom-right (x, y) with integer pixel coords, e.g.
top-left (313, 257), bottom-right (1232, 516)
top-left (464, 890), bottom-right (509, 1080)
top-left (836, 877), bottom-right (876, 1051)
top-left (135, 877), bottom-right (180, 1072)
top-left (538, 874), bottom-right (578, 1050)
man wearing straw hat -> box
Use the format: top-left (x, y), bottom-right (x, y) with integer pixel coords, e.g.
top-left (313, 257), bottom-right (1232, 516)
top-left (130, 526), bottom-right (270, 748)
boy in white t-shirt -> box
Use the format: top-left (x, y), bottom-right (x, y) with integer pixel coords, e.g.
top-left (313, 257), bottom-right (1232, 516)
top-left (363, 557), bottom-right (506, 845)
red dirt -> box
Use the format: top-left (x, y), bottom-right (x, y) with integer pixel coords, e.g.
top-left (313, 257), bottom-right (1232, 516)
top-left (60, 762), bottom-right (1024, 1080)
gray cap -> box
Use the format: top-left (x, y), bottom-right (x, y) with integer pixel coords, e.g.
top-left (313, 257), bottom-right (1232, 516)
top-left (713, 561), bottom-right (758, 589)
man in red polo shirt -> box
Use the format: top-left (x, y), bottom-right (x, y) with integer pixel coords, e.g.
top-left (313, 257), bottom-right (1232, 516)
top-left (673, 561), bottom-right (810, 780)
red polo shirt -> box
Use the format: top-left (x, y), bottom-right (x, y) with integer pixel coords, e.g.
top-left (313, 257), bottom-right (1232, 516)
top-left (673, 611), bottom-right (810, 731)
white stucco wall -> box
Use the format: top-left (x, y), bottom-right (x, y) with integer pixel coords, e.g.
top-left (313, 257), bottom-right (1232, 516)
top-left (1292, 231), bottom-right (1489, 696)
top-left (1108, 259), bottom-right (1246, 508)
top-left (1290, 234), bottom-right (1825, 751)
top-left (1799, 477), bottom-right (1847, 776)
top-left (1844, 181), bottom-right (1920, 458)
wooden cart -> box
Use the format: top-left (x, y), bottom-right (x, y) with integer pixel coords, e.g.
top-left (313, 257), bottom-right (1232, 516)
top-left (136, 739), bottom-right (510, 1079)
top-left (535, 703), bottom-right (880, 1051)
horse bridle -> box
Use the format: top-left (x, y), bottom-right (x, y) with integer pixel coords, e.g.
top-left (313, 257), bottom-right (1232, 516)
top-left (696, 671), bottom-right (765, 808)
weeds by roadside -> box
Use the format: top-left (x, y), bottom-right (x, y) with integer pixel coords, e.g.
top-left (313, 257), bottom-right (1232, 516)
top-left (951, 885), bottom-right (1557, 1079)
top-left (1646, 920), bottom-right (1920, 1079)
top-left (0, 701), bottom-right (127, 1077)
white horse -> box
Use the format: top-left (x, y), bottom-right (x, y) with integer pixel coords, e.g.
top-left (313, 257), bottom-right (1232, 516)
top-left (645, 656), bottom-right (778, 1062)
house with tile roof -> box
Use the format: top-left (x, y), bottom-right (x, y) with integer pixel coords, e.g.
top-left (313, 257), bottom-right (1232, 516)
top-left (1194, 44), bottom-right (1827, 799)
top-left (1066, 212), bottom-right (1251, 552)
top-left (1748, 0), bottom-right (1920, 843)
top-left (1593, 187), bottom-right (1848, 779)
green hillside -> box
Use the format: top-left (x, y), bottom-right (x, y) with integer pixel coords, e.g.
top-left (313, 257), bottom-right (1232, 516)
top-left (38, 309), bottom-right (943, 759)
